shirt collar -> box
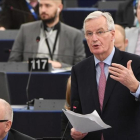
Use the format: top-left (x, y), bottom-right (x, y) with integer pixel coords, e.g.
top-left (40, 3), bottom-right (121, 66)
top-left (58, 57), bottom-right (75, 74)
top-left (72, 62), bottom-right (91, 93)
top-left (3, 132), bottom-right (8, 140)
top-left (43, 21), bottom-right (60, 32)
top-left (94, 47), bottom-right (115, 66)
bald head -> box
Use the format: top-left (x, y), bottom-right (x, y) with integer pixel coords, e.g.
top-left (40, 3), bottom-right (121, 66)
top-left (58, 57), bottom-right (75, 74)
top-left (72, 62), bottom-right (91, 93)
top-left (0, 99), bottom-right (13, 139)
top-left (0, 99), bottom-right (13, 122)
top-left (114, 24), bottom-right (128, 51)
top-left (38, 0), bottom-right (62, 4)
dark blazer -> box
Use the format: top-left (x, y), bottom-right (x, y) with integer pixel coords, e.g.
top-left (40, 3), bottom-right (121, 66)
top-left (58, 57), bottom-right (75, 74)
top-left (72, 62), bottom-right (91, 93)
top-left (8, 129), bottom-right (36, 140)
top-left (71, 48), bottom-right (140, 140)
top-left (0, 0), bottom-right (39, 29)
top-left (115, 0), bottom-right (134, 28)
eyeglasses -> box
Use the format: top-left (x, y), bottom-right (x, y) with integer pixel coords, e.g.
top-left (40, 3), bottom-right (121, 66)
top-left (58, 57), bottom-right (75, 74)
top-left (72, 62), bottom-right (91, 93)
top-left (85, 30), bottom-right (111, 38)
top-left (0, 120), bottom-right (8, 122)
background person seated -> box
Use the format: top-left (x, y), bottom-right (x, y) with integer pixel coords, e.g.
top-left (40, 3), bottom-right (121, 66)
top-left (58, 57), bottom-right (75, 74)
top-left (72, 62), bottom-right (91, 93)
top-left (125, 0), bottom-right (140, 55)
top-left (115, 0), bottom-right (138, 28)
top-left (0, 98), bottom-right (36, 140)
top-left (0, 0), bottom-right (39, 30)
top-left (8, 0), bottom-right (85, 68)
top-left (114, 24), bottom-right (128, 51)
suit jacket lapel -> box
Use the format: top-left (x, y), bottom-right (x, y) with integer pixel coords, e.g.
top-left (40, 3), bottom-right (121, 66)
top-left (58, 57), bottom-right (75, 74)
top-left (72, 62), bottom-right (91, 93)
top-left (89, 56), bottom-right (101, 115)
top-left (7, 130), bottom-right (14, 140)
top-left (102, 48), bottom-right (123, 112)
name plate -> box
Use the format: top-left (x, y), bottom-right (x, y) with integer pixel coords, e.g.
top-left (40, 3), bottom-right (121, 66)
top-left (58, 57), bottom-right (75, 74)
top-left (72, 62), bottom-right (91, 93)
top-left (28, 58), bottom-right (48, 72)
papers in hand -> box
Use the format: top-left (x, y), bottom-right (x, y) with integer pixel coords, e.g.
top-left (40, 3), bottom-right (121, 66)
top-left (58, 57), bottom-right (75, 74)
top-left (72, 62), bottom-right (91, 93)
top-left (62, 109), bottom-right (111, 133)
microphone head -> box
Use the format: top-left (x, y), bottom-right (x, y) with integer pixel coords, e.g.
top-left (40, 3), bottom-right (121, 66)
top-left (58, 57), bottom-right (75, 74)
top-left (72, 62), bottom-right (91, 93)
top-left (73, 101), bottom-right (79, 111)
top-left (36, 36), bottom-right (40, 43)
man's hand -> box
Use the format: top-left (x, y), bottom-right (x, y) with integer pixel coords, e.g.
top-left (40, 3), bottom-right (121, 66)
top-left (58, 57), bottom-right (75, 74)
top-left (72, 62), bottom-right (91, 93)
top-left (48, 60), bottom-right (62, 68)
top-left (71, 128), bottom-right (88, 140)
top-left (109, 60), bottom-right (139, 92)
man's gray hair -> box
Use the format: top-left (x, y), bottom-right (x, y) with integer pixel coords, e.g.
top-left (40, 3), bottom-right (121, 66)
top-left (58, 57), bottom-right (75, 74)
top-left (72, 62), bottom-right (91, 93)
top-left (83, 11), bottom-right (115, 32)
top-left (0, 99), bottom-right (13, 122)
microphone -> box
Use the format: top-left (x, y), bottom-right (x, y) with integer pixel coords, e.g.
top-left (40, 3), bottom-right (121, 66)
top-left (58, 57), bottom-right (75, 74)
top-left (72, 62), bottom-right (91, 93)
top-left (26, 36), bottom-right (40, 110)
top-left (36, 36), bottom-right (40, 43)
top-left (61, 101), bottom-right (79, 140)
top-left (7, 6), bottom-right (33, 15)
top-left (73, 101), bottom-right (79, 112)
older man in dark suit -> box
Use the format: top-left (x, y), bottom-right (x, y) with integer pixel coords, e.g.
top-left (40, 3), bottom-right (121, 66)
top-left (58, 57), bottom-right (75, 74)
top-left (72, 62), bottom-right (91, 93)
top-left (0, 98), bottom-right (35, 140)
top-left (71, 11), bottom-right (140, 140)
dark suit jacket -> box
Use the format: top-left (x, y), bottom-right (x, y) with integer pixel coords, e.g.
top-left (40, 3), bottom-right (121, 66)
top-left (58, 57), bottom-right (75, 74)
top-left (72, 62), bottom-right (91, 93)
top-left (8, 129), bottom-right (36, 140)
top-left (115, 0), bottom-right (134, 28)
top-left (71, 48), bottom-right (140, 140)
top-left (0, 0), bottom-right (39, 29)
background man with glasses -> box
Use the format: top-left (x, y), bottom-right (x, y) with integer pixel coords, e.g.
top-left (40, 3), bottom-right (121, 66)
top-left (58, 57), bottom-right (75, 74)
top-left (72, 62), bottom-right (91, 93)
top-left (0, 98), bottom-right (35, 140)
top-left (70, 11), bottom-right (140, 140)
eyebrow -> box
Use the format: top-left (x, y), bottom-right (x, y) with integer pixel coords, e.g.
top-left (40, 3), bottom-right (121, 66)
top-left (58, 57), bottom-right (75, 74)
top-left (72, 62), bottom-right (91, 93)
top-left (86, 28), bottom-right (105, 32)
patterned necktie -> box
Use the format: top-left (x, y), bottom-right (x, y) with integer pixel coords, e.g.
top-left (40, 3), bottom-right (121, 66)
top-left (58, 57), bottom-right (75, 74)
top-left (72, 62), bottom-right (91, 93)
top-left (98, 62), bottom-right (106, 111)
top-left (98, 62), bottom-right (106, 140)
top-left (135, 32), bottom-right (140, 55)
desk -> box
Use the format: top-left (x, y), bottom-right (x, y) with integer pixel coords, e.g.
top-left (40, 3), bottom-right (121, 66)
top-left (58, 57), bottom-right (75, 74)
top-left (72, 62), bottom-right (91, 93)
top-left (12, 106), bottom-right (62, 138)
top-left (7, 72), bottom-right (70, 105)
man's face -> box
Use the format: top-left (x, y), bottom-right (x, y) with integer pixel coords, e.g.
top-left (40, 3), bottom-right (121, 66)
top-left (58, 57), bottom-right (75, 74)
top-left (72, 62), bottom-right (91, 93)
top-left (114, 30), bottom-right (127, 51)
top-left (39, 0), bottom-right (58, 23)
top-left (85, 16), bottom-right (115, 60)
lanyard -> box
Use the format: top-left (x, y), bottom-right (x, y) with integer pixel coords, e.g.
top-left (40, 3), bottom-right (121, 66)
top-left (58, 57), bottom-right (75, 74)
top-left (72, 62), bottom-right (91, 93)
top-left (44, 26), bottom-right (60, 60)
top-left (26, 1), bottom-right (38, 20)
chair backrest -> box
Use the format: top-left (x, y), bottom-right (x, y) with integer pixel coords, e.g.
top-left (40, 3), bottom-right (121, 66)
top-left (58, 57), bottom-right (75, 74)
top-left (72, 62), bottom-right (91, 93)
top-left (98, 1), bottom-right (124, 10)
top-left (0, 72), bottom-right (11, 103)
top-left (0, 30), bottom-right (18, 40)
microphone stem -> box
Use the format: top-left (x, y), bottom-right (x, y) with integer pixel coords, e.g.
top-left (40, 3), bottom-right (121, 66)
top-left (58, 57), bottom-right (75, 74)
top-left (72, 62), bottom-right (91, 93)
top-left (61, 121), bottom-right (69, 140)
top-left (26, 56), bottom-right (34, 110)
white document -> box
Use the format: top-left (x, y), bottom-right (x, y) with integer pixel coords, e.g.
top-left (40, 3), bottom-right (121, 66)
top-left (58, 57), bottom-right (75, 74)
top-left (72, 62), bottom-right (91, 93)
top-left (51, 67), bottom-right (71, 73)
top-left (62, 109), bottom-right (111, 133)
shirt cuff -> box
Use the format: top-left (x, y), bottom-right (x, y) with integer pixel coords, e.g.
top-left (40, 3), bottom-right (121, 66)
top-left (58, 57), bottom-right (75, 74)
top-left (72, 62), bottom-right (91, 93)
top-left (131, 82), bottom-right (140, 98)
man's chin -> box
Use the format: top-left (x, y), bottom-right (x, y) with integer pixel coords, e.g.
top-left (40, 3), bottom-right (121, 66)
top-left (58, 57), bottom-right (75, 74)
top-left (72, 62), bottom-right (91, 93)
top-left (41, 18), bottom-right (55, 24)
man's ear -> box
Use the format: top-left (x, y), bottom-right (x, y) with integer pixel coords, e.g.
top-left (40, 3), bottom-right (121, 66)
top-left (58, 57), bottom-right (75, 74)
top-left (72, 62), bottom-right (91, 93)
top-left (111, 30), bottom-right (115, 41)
top-left (5, 121), bottom-right (12, 133)
top-left (58, 3), bottom-right (63, 13)
top-left (125, 38), bottom-right (128, 48)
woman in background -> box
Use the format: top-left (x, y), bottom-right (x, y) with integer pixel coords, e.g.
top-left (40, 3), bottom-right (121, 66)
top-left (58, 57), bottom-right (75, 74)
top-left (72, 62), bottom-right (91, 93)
top-left (61, 76), bottom-right (72, 140)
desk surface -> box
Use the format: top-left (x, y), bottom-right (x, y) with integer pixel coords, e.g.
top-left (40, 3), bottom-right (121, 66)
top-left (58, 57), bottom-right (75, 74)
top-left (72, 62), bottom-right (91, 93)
top-left (7, 72), bottom-right (70, 105)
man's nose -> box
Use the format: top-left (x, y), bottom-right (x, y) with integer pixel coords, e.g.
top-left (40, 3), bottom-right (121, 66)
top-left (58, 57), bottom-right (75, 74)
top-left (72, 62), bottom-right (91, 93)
top-left (92, 33), bottom-right (98, 42)
top-left (41, 6), bottom-right (47, 12)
